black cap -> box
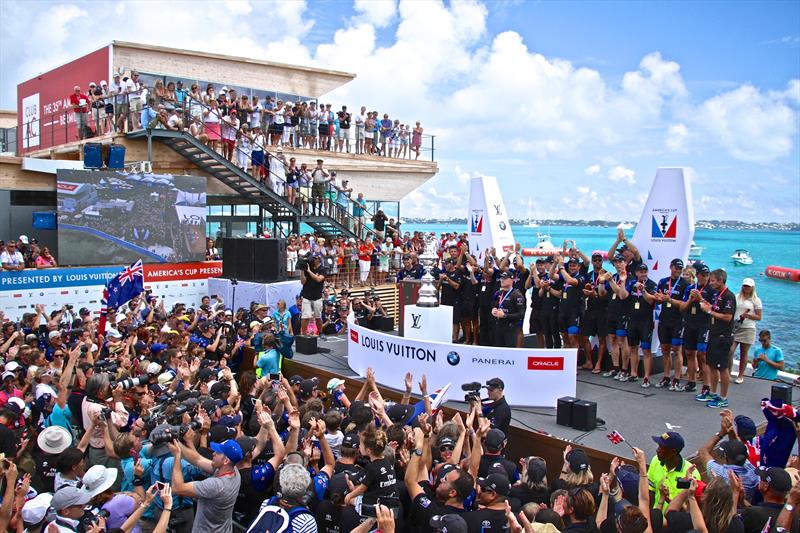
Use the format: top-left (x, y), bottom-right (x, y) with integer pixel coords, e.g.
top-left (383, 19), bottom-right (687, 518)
top-left (429, 514), bottom-right (468, 533)
top-left (328, 472), bottom-right (350, 496)
top-left (209, 381), bottom-right (230, 399)
top-left (486, 377), bottom-right (504, 389)
top-left (234, 320), bottom-right (248, 330)
top-left (289, 374), bottom-right (304, 386)
top-left (202, 398), bottom-right (221, 414)
top-left (651, 431), bottom-right (685, 452)
top-left (591, 252), bottom-right (603, 259)
top-left (734, 415), bottom-right (757, 441)
top-left (567, 448), bottom-right (590, 473)
top-left (670, 258), bottom-right (685, 269)
top-left (209, 424), bottom-right (236, 443)
top-left (497, 271), bottom-right (512, 279)
top-left (342, 433), bottom-right (360, 448)
top-left (693, 261), bottom-right (710, 274)
top-left (756, 466), bottom-right (792, 493)
top-left (612, 254), bottom-right (626, 262)
top-left (438, 437), bottom-right (456, 450)
top-left (716, 439), bottom-right (748, 466)
top-left (478, 473), bottom-right (511, 496)
top-left (300, 379), bottom-right (318, 397)
top-left (485, 428), bottom-right (506, 451)
top-left (635, 263), bottom-right (649, 271)
top-left (79, 307), bottom-right (90, 316)
top-left (236, 436), bottom-right (257, 457)
top-left (527, 457), bottom-right (547, 482)
top-left (387, 403), bottom-right (415, 425)
top-left (196, 368), bottom-right (215, 382)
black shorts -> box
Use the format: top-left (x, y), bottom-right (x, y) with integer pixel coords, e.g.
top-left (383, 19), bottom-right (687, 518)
top-left (529, 310), bottom-right (543, 334)
top-left (319, 124), bottom-right (329, 136)
top-left (461, 299), bottom-right (479, 320)
top-left (658, 321), bottom-right (684, 346)
top-left (268, 123), bottom-right (283, 134)
top-left (558, 308), bottom-right (581, 334)
top-left (607, 316), bottom-right (629, 337)
top-left (627, 320), bottom-right (653, 348)
top-left (706, 335), bottom-right (732, 370)
top-left (580, 312), bottom-right (607, 337)
top-left (445, 302), bottom-right (461, 324)
top-left (682, 326), bottom-right (709, 352)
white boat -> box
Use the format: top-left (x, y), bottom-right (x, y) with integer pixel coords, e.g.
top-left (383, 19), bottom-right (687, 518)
top-left (535, 232), bottom-right (556, 250)
top-left (524, 197), bottom-right (539, 228)
top-left (731, 249), bottom-right (753, 266)
top-left (688, 240), bottom-right (704, 260)
top-left (617, 222), bottom-right (634, 230)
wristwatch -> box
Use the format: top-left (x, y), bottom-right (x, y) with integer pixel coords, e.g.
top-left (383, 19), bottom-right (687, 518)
top-left (784, 503), bottom-right (794, 512)
top-left (413, 448), bottom-right (423, 456)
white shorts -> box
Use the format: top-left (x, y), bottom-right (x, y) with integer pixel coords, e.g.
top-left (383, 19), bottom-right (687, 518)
top-left (338, 128), bottom-right (348, 140)
top-left (301, 298), bottom-right (323, 319)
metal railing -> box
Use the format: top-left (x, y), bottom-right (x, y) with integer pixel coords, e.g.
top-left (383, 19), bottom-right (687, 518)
top-left (17, 92), bottom-right (437, 161)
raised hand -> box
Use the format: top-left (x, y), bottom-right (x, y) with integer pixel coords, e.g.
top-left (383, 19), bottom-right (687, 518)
top-left (404, 372), bottom-right (413, 391)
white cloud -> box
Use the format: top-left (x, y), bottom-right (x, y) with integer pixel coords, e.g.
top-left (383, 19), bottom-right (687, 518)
top-left (696, 82), bottom-right (798, 163)
top-left (577, 185), bottom-right (590, 194)
top-left (353, 0), bottom-right (397, 27)
top-left (665, 123), bottom-right (689, 152)
top-left (584, 164), bottom-right (600, 175)
top-left (607, 166), bottom-right (636, 184)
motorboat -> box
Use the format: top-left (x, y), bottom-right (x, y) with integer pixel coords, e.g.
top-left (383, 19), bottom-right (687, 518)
top-left (688, 240), bottom-right (704, 260)
top-left (731, 249), bottom-right (753, 266)
top-left (521, 232), bottom-right (558, 256)
top-left (535, 232), bottom-right (556, 250)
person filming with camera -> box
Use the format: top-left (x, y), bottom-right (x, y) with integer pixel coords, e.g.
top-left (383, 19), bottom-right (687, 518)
top-left (480, 377), bottom-right (511, 436)
top-left (81, 373), bottom-right (129, 471)
top-left (299, 254), bottom-right (325, 336)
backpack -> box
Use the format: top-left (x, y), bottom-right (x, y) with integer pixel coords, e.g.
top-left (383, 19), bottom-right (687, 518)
top-left (246, 496), bottom-right (313, 533)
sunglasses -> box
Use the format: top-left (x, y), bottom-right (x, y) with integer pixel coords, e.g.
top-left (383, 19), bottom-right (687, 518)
top-left (439, 445), bottom-right (455, 452)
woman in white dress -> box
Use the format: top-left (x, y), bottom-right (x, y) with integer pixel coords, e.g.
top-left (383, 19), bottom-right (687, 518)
top-left (730, 277), bottom-right (763, 384)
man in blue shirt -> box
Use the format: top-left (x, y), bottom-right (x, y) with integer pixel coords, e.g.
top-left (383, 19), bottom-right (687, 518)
top-left (752, 329), bottom-right (784, 380)
top-left (140, 97), bottom-right (158, 129)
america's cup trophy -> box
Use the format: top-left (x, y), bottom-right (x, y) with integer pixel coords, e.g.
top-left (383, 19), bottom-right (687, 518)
top-left (416, 234), bottom-right (440, 307)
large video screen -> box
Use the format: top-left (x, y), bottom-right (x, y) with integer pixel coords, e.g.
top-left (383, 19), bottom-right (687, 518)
top-left (57, 169), bottom-right (207, 266)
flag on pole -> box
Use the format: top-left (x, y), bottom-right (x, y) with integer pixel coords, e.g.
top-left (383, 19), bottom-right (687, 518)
top-left (607, 430), bottom-right (625, 445)
top-left (99, 260), bottom-right (144, 336)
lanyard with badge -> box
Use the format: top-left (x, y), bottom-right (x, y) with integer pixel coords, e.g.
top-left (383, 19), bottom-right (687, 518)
top-left (710, 287), bottom-right (728, 325)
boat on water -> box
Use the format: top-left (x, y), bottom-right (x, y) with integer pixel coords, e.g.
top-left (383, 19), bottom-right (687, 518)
top-left (731, 249), bottom-right (754, 266)
top-left (688, 240), bottom-right (704, 260)
top-left (521, 232), bottom-right (558, 256)
top-left (617, 222), bottom-right (634, 230)
top-left (524, 197), bottom-right (539, 228)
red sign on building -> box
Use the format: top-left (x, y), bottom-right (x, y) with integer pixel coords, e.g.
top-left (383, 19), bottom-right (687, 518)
top-left (17, 45), bottom-right (110, 153)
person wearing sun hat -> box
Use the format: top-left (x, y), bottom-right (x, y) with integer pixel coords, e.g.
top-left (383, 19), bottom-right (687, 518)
top-left (168, 437), bottom-right (242, 533)
top-left (81, 464), bottom-right (120, 499)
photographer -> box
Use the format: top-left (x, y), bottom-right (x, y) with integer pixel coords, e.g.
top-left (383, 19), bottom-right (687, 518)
top-left (351, 297), bottom-right (374, 328)
top-left (479, 377), bottom-right (511, 437)
top-left (81, 373), bottom-right (129, 471)
top-left (299, 254), bottom-right (325, 336)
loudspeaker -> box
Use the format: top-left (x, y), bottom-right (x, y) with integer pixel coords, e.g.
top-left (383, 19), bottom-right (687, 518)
top-left (376, 316), bottom-right (394, 332)
top-left (223, 238), bottom-right (287, 283)
top-left (571, 400), bottom-right (597, 431)
top-left (83, 142), bottom-right (103, 169)
top-left (556, 396), bottom-right (578, 427)
top-left (252, 239), bottom-right (287, 282)
top-left (295, 335), bottom-right (318, 355)
top-left (771, 383), bottom-right (792, 405)
top-left (106, 143), bottom-right (126, 169)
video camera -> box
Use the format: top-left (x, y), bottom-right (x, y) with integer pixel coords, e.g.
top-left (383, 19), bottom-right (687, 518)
top-left (461, 381), bottom-right (483, 403)
top-left (149, 421), bottom-right (202, 446)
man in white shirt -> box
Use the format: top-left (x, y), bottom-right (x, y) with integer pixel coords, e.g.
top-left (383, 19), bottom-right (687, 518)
top-left (47, 486), bottom-right (93, 532)
top-left (123, 71), bottom-right (142, 130)
top-left (1, 240), bottom-right (25, 271)
top-left (356, 105), bottom-right (367, 154)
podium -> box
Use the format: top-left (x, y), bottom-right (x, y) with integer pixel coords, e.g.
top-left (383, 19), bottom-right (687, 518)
top-left (403, 304), bottom-right (453, 343)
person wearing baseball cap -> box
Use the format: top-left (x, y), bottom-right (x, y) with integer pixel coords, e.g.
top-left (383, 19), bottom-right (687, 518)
top-left (625, 260), bottom-right (658, 388)
top-left (47, 486), bottom-right (92, 528)
top-left (742, 466), bottom-right (793, 529)
top-left (466, 472), bottom-right (511, 530)
top-left (479, 377), bottom-right (511, 437)
top-left (653, 258), bottom-right (690, 390)
top-left (681, 259), bottom-right (715, 396)
top-left (168, 437), bottom-right (242, 532)
top-left (699, 421), bottom-right (759, 501)
top-left (648, 432), bottom-right (700, 512)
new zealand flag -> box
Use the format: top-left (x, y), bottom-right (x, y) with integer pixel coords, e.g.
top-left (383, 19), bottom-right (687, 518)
top-left (99, 260), bottom-right (144, 335)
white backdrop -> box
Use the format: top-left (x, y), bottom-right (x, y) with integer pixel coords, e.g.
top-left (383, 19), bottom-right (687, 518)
top-left (347, 321), bottom-right (577, 407)
top-left (208, 278), bottom-right (301, 312)
top-left (467, 175), bottom-right (516, 262)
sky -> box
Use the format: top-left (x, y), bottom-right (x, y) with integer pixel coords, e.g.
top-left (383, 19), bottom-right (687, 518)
top-left (1, 0), bottom-right (799, 223)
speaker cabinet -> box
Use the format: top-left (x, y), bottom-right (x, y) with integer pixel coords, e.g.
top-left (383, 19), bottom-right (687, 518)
top-left (295, 335), bottom-right (318, 355)
top-left (771, 383), bottom-right (792, 406)
top-left (222, 238), bottom-right (287, 283)
top-left (571, 400), bottom-right (597, 431)
top-left (556, 396), bottom-right (578, 427)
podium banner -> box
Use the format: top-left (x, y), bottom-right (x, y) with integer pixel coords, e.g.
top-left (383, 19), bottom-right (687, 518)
top-left (347, 321), bottom-right (576, 408)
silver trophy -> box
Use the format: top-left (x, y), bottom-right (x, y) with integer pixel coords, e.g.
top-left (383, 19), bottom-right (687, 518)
top-left (416, 235), bottom-right (440, 307)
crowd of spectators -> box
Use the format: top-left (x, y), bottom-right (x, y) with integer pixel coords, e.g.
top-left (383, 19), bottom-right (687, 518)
top-left (0, 282), bottom-right (797, 533)
top-left (70, 73), bottom-right (426, 160)
top-left (1, 236), bottom-right (57, 271)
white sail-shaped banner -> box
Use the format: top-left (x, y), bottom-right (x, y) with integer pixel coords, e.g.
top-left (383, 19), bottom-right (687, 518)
top-left (466, 175), bottom-right (516, 262)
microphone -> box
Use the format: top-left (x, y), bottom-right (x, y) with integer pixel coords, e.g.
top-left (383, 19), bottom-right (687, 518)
top-left (460, 382), bottom-right (482, 391)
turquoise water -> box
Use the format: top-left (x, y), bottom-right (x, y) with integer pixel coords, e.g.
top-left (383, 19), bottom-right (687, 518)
top-left (404, 223), bottom-right (800, 367)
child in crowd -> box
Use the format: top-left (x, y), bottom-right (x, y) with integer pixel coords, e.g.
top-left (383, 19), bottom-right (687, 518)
top-left (323, 409), bottom-right (344, 459)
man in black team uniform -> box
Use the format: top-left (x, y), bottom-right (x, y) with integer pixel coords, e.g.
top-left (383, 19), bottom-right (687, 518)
top-left (655, 258), bottom-right (689, 391)
top-left (478, 255), bottom-right (499, 347)
top-left (439, 258), bottom-right (463, 342)
top-left (396, 254), bottom-right (424, 283)
top-left (508, 255), bottom-right (529, 348)
top-left (525, 259), bottom-right (546, 347)
top-left (608, 227), bottom-right (643, 277)
top-left (535, 257), bottom-right (561, 349)
top-left (622, 263), bottom-right (657, 387)
top-left (491, 271), bottom-right (525, 348)
top-left (598, 255), bottom-right (630, 380)
top-left (697, 268), bottom-right (736, 409)
top-left (581, 252), bottom-right (608, 373)
top-left (680, 262), bottom-right (714, 395)
top-left (553, 256), bottom-right (586, 353)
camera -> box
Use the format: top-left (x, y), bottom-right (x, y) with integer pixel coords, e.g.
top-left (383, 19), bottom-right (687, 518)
top-left (295, 253), bottom-right (310, 272)
top-left (65, 304), bottom-right (73, 310)
top-left (113, 374), bottom-right (150, 391)
top-left (150, 425), bottom-right (181, 446)
top-left (94, 359), bottom-right (119, 374)
top-left (461, 382), bottom-right (483, 403)
top-left (676, 478), bottom-right (692, 489)
top-left (100, 407), bottom-right (112, 420)
top-left (81, 508), bottom-right (110, 531)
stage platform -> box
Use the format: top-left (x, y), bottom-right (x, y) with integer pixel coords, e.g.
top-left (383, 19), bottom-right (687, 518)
top-left (293, 334), bottom-right (799, 459)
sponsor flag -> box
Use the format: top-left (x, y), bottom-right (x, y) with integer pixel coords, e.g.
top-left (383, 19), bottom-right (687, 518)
top-left (99, 260), bottom-right (144, 335)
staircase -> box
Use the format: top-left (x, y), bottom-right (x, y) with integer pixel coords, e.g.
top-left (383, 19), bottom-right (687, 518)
top-left (127, 129), bottom-right (361, 239)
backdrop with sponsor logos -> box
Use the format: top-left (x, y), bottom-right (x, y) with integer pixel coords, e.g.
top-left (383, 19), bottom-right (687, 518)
top-left (347, 320), bottom-right (577, 407)
top-left (0, 261), bottom-right (221, 320)
top-left (17, 45), bottom-right (111, 153)
top-left (57, 169), bottom-right (207, 266)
